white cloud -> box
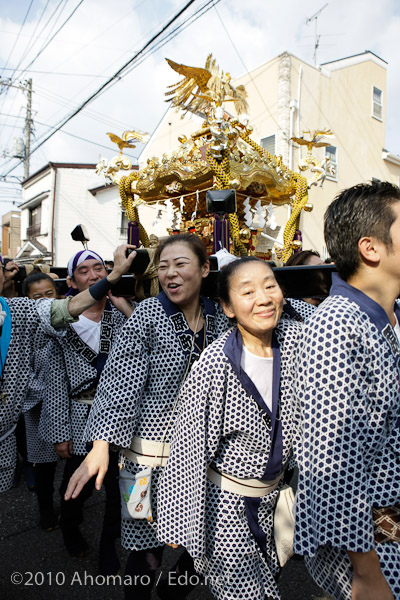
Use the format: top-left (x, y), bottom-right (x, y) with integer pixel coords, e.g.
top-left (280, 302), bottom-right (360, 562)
top-left (0, 0), bottom-right (399, 218)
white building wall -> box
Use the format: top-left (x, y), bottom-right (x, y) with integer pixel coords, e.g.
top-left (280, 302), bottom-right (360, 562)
top-left (54, 167), bottom-right (114, 266)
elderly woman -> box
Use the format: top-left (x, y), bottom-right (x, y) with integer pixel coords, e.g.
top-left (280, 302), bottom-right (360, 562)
top-left (157, 256), bottom-right (301, 600)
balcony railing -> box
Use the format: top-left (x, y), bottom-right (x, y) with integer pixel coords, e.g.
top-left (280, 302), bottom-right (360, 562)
top-left (27, 223), bottom-right (41, 237)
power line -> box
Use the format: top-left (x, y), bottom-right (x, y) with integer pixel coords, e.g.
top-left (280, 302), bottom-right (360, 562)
top-left (0, 0), bottom-right (34, 77)
top-left (18, 0), bottom-right (86, 77)
top-left (121, 0), bottom-right (221, 77)
top-left (212, 3), bottom-right (283, 136)
top-left (7, 0), bottom-right (51, 82)
top-left (34, 119), bottom-right (139, 158)
top-left (32, 0), bottom-right (221, 134)
top-left (1, 68), bottom-right (108, 78)
top-left (1, 0), bottom-right (201, 177)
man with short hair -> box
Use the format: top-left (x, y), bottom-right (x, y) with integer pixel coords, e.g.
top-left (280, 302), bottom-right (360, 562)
top-left (41, 249), bottom-right (134, 574)
top-left (0, 244), bottom-right (136, 495)
top-left (293, 181), bottom-right (400, 600)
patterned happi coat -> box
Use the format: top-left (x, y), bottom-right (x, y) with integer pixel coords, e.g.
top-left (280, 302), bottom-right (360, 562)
top-left (22, 326), bottom-right (59, 464)
top-left (158, 321), bottom-right (301, 600)
top-left (0, 298), bottom-right (65, 492)
top-left (293, 274), bottom-right (400, 600)
top-left (40, 300), bottom-right (128, 456)
top-left (84, 292), bottom-right (228, 551)
top-left (285, 298), bottom-right (317, 321)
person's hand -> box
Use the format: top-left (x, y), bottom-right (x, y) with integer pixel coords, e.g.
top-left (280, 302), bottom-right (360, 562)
top-left (108, 291), bottom-right (134, 318)
top-left (352, 570), bottom-right (394, 600)
top-left (64, 440), bottom-right (109, 500)
top-left (55, 440), bottom-right (73, 459)
top-left (167, 544), bottom-right (180, 549)
top-left (3, 262), bottom-right (19, 281)
top-left (107, 244), bottom-right (137, 284)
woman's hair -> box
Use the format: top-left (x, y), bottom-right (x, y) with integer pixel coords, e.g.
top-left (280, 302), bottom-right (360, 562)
top-left (218, 256), bottom-right (275, 304)
top-left (154, 233), bottom-right (208, 267)
top-left (23, 272), bottom-right (57, 297)
top-left (284, 249), bottom-right (320, 267)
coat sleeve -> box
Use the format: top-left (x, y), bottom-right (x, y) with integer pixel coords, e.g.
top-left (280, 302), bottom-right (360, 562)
top-left (83, 308), bottom-right (150, 448)
top-left (293, 315), bottom-right (375, 555)
top-left (157, 346), bottom-right (226, 558)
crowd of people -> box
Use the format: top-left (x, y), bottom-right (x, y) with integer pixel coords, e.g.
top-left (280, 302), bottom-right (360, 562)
top-left (1, 180), bottom-right (399, 600)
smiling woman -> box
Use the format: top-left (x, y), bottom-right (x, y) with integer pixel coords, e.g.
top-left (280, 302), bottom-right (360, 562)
top-left (157, 256), bottom-right (301, 600)
top-left (64, 233), bottom-right (229, 599)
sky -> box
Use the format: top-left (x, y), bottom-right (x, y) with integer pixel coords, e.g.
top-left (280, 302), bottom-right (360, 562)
top-left (0, 0), bottom-right (399, 217)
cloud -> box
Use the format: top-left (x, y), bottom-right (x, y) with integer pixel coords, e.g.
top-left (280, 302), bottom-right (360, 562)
top-left (0, 0), bottom-right (399, 219)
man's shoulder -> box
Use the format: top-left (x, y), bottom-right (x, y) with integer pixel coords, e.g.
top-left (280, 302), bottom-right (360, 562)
top-left (5, 296), bottom-right (37, 318)
top-left (303, 294), bottom-right (369, 338)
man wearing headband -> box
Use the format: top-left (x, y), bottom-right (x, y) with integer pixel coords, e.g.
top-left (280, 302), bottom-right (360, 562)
top-left (0, 244), bottom-right (136, 498)
top-left (40, 248), bottom-right (134, 574)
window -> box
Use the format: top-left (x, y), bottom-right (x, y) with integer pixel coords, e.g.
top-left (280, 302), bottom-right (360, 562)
top-left (261, 135), bottom-right (276, 155)
top-left (27, 204), bottom-right (41, 237)
top-left (372, 86), bottom-right (383, 120)
top-left (325, 145), bottom-right (338, 180)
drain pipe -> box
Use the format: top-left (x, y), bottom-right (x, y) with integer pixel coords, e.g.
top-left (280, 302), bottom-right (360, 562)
top-left (51, 167), bottom-right (57, 265)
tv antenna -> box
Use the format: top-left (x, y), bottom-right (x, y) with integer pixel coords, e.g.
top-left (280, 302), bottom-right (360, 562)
top-left (306, 3), bottom-right (328, 66)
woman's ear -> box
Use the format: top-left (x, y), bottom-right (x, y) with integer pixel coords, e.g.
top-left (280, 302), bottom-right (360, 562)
top-left (201, 260), bottom-right (210, 279)
top-left (220, 299), bottom-right (235, 320)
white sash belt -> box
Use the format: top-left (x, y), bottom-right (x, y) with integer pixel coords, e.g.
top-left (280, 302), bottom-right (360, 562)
top-left (122, 436), bottom-right (170, 467)
top-left (73, 390), bottom-right (96, 406)
top-left (207, 465), bottom-right (283, 498)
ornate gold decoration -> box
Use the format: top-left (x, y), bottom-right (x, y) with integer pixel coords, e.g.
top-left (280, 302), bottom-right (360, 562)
top-left (107, 130), bottom-right (149, 152)
top-left (292, 129), bottom-right (334, 187)
top-left (96, 154), bottom-right (133, 184)
top-left (282, 175), bottom-right (309, 261)
top-left (119, 173), bottom-right (149, 247)
top-left (165, 55), bottom-right (248, 117)
top-left (96, 56), bottom-right (330, 259)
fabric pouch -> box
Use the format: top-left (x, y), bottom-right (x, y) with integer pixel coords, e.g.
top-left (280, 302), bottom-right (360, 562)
top-left (119, 466), bottom-right (153, 522)
top-left (273, 484), bottom-right (295, 567)
top-left (373, 506), bottom-right (400, 543)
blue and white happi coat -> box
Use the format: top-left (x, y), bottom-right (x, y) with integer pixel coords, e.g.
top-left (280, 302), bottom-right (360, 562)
top-left (285, 297), bottom-right (317, 321)
top-left (158, 320), bottom-right (301, 600)
top-left (293, 274), bottom-right (400, 600)
top-left (0, 297), bottom-right (66, 492)
top-left (40, 301), bottom-right (128, 456)
top-left (22, 326), bottom-right (59, 464)
top-left (84, 292), bottom-right (228, 551)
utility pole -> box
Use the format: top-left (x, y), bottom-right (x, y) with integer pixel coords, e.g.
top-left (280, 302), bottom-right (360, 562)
top-left (24, 79), bottom-right (32, 179)
top-left (306, 4), bottom-right (328, 66)
top-left (0, 78), bottom-right (33, 178)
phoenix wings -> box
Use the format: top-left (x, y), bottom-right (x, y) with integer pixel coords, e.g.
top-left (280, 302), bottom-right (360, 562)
top-left (165, 54), bottom-right (248, 116)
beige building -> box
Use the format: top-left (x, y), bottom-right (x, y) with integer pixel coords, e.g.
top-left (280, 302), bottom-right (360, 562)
top-left (1, 210), bottom-right (21, 258)
top-left (140, 50), bottom-right (400, 257)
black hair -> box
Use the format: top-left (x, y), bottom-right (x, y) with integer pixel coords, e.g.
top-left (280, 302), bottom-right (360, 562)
top-left (324, 181), bottom-right (400, 281)
top-left (154, 233), bottom-right (208, 267)
top-left (23, 272), bottom-right (56, 297)
top-left (284, 249), bottom-right (321, 267)
top-left (218, 256), bottom-right (275, 304)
